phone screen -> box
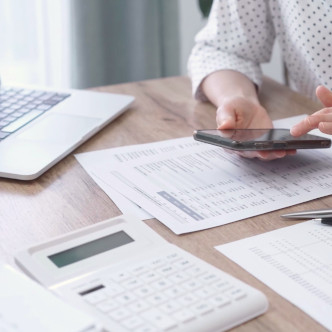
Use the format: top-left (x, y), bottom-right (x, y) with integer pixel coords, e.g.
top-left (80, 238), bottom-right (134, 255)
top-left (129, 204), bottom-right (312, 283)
top-left (193, 129), bottom-right (331, 150)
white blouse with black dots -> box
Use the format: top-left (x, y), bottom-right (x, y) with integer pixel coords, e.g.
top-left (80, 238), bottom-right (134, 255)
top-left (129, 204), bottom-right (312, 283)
top-left (188, 0), bottom-right (332, 102)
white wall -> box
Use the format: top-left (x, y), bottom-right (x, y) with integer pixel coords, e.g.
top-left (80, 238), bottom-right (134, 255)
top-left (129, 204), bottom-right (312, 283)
top-left (177, 0), bottom-right (284, 84)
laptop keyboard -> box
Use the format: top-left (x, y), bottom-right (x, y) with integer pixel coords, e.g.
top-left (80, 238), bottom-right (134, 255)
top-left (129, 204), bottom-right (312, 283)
top-left (0, 87), bottom-right (71, 141)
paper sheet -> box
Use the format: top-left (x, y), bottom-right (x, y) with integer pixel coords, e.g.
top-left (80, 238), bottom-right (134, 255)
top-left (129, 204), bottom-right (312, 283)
top-left (76, 115), bottom-right (332, 234)
top-left (0, 263), bottom-right (98, 332)
top-left (76, 149), bottom-right (153, 220)
top-left (215, 220), bottom-right (332, 330)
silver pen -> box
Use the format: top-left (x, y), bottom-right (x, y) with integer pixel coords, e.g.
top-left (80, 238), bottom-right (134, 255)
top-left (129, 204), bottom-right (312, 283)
top-left (281, 209), bottom-right (332, 225)
top-left (281, 209), bottom-right (332, 219)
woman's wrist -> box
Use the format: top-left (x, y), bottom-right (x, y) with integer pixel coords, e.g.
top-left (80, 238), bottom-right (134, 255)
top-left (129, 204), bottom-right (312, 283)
top-left (201, 70), bottom-right (259, 107)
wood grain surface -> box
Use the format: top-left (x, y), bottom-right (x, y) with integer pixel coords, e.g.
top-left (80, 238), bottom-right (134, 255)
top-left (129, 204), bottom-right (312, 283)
top-left (0, 76), bottom-right (330, 331)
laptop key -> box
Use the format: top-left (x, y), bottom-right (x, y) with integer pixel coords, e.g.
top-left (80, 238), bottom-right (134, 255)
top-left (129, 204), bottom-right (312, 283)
top-left (11, 111), bottom-right (25, 118)
top-left (31, 91), bottom-right (46, 97)
top-left (56, 93), bottom-right (71, 99)
top-left (36, 104), bottom-right (52, 111)
top-left (43, 99), bottom-right (61, 106)
top-left (5, 116), bottom-right (16, 122)
top-left (3, 108), bottom-right (15, 114)
top-left (0, 131), bottom-right (9, 139)
top-left (0, 120), bottom-right (9, 126)
top-left (38, 92), bottom-right (57, 101)
top-left (18, 89), bottom-right (34, 95)
top-left (2, 110), bottom-right (44, 133)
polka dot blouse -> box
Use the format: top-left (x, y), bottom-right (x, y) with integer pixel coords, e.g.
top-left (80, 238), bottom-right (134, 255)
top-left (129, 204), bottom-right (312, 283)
top-left (188, 0), bottom-right (332, 101)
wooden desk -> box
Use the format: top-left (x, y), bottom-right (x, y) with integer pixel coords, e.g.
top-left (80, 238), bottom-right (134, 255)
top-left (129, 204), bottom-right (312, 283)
top-left (0, 76), bottom-right (330, 331)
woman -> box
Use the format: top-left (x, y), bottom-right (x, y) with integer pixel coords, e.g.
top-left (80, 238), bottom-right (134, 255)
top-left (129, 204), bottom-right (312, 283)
top-left (188, 0), bottom-right (332, 160)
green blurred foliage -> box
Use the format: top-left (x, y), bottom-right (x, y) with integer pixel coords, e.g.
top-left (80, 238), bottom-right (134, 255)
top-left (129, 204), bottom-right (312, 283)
top-left (198, 0), bottom-right (213, 17)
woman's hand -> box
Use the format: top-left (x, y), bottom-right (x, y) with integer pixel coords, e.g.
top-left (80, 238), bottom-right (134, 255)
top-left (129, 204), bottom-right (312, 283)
top-left (201, 70), bottom-right (296, 160)
top-left (216, 96), bottom-right (296, 160)
top-left (216, 95), bottom-right (272, 129)
top-left (291, 86), bottom-right (332, 136)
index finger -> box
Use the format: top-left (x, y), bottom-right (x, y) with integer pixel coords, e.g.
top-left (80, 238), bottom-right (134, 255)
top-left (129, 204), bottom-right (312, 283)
top-left (290, 115), bottom-right (321, 136)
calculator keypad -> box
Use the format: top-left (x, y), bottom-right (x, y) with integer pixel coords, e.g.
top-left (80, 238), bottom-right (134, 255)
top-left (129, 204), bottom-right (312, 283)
top-left (78, 252), bottom-right (248, 331)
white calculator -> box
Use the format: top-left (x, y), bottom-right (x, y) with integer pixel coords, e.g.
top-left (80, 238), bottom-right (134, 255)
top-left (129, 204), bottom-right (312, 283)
top-left (15, 215), bottom-right (268, 332)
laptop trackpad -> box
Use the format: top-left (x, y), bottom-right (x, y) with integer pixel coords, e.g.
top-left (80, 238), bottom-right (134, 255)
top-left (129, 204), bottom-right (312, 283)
top-left (18, 113), bottom-right (102, 144)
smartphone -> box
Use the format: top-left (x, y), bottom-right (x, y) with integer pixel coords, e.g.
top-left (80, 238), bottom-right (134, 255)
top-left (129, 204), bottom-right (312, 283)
top-left (193, 128), bottom-right (331, 151)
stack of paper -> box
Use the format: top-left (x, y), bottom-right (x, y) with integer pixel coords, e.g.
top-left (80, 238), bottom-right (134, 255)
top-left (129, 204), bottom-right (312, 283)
top-left (76, 115), bottom-right (332, 234)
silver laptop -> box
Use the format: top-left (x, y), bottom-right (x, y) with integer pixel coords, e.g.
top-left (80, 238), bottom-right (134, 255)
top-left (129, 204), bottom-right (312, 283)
top-left (0, 84), bottom-right (134, 180)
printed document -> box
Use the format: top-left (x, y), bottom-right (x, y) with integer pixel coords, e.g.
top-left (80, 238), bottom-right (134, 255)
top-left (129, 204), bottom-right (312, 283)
top-left (216, 220), bottom-right (332, 331)
top-left (76, 147), bottom-right (153, 220)
top-left (76, 115), bottom-right (332, 234)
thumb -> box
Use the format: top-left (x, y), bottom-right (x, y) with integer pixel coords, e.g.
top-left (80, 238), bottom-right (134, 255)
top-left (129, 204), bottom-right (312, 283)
top-left (216, 106), bottom-right (236, 129)
top-left (316, 85), bottom-right (332, 107)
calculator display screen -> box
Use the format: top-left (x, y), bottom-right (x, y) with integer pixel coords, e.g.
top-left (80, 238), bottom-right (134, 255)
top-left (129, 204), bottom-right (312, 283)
top-left (48, 231), bottom-right (134, 268)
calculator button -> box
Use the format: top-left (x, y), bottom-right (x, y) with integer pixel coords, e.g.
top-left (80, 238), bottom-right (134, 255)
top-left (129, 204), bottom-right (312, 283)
top-left (111, 271), bottom-right (132, 283)
top-left (78, 284), bottom-right (105, 295)
top-left (149, 258), bottom-right (165, 269)
top-left (82, 291), bottom-right (106, 305)
top-left (103, 283), bottom-right (125, 297)
top-left (121, 315), bottom-right (145, 330)
top-left (140, 271), bottom-right (161, 283)
top-left (122, 277), bottom-right (143, 290)
top-left (146, 293), bottom-right (169, 306)
top-left (194, 286), bottom-right (216, 299)
top-left (165, 252), bottom-right (180, 262)
top-left (159, 301), bottom-right (181, 314)
top-left (226, 288), bottom-right (247, 300)
top-left (210, 295), bottom-right (231, 308)
top-left (134, 324), bottom-right (159, 332)
top-left (185, 266), bottom-right (205, 277)
top-left (115, 292), bottom-right (137, 305)
top-left (96, 299), bottom-right (118, 313)
top-left (182, 279), bottom-right (202, 291)
top-left (130, 265), bottom-right (150, 276)
top-left (140, 308), bottom-right (178, 330)
top-left (151, 278), bottom-right (172, 291)
top-left (168, 271), bottom-right (190, 284)
top-left (128, 299), bottom-right (150, 313)
top-left (177, 293), bottom-right (199, 306)
top-left (156, 265), bottom-right (177, 276)
top-left (212, 280), bottom-right (232, 292)
top-left (199, 272), bottom-right (220, 284)
top-left (190, 301), bottom-right (214, 316)
top-left (173, 258), bottom-right (193, 269)
top-left (108, 307), bottom-right (131, 321)
top-left (164, 285), bottom-right (186, 298)
top-left (134, 286), bottom-right (155, 297)
top-left (172, 308), bottom-right (196, 323)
